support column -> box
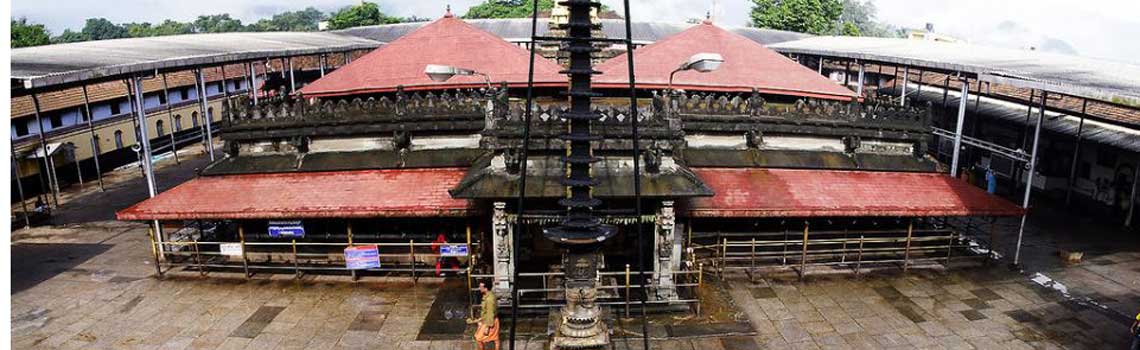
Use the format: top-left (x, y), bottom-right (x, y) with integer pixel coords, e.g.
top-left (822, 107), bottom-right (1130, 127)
top-left (1126, 159), bottom-right (1139, 227)
top-left (11, 146), bottom-right (31, 229)
top-left (1014, 91), bottom-right (1047, 265)
top-left (855, 61), bottom-right (865, 96)
top-left (319, 54), bottom-right (326, 76)
top-left (1066, 100), bottom-right (1088, 207)
top-left (951, 77), bottom-right (969, 178)
top-left (30, 93), bottom-right (60, 207)
top-left (160, 73), bottom-right (180, 164)
top-left (249, 62), bottom-right (259, 106)
top-left (81, 85), bottom-right (105, 191)
top-left (288, 57), bottom-right (296, 93)
top-left (132, 76), bottom-right (164, 260)
top-left (899, 66), bottom-right (909, 106)
top-left (195, 69), bottom-right (215, 161)
top-left (491, 202), bottom-right (514, 297)
top-left (653, 201), bottom-right (680, 301)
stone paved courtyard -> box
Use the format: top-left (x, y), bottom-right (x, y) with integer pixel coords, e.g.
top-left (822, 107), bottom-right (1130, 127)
top-left (11, 218), bottom-right (1137, 349)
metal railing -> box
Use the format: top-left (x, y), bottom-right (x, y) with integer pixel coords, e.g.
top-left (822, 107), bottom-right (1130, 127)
top-left (148, 225), bottom-right (479, 283)
top-left (690, 226), bottom-right (992, 280)
top-left (468, 265), bottom-right (704, 317)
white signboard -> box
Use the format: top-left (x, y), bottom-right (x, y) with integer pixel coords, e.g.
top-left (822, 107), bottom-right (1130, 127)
top-left (220, 243), bottom-right (244, 256)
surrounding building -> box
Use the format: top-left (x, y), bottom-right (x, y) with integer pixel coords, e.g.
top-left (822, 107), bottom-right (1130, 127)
top-left (113, 13), bottom-right (1022, 326)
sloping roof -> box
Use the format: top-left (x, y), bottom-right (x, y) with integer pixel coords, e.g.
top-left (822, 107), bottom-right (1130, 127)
top-left (116, 168), bottom-right (474, 220)
top-left (300, 16), bottom-right (567, 97)
top-left (11, 63), bottom-right (251, 119)
top-left (687, 168), bottom-right (1025, 218)
top-left (883, 84), bottom-right (1140, 152)
top-left (594, 23), bottom-right (857, 100)
top-left (335, 18), bottom-right (810, 46)
top-left (770, 36), bottom-right (1140, 103)
top-left (12, 32), bottom-right (381, 92)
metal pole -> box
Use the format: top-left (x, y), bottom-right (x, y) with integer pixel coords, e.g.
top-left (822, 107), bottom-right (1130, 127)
top-left (30, 93), bottom-right (59, 207)
top-left (219, 65), bottom-right (234, 124)
top-left (132, 76), bottom-right (165, 263)
top-left (510, 1), bottom-right (542, 347)
top-left (817, 56), bottom-right (823, 75)
top-left (843, 60), bottom-right (851, 86)
top-left (855, 61), bottom-right (865, 96)
top-left (195, 69), bottom-right (215, 161)
top-left (348, 222), bottom-right (357, 281)
top-left (1013, 91), bottom-right (1047, 265)
top-left (622, 1), bottom-right (650, 347)
top-left (239, 224), bottom-right (250, 278)
top-left (160, 73), bottom-right (180, 164)
top-left (950, 77), bottom-right (969, 178)
top-left (148, 226), bottom-right (163, 277)
top-left (800, 221), bottom-right (809, 281)
top-left (916, 70), bottom-right (924, 96)
top-left (249, 62), bottom-right (259, 106)
top-left (1066, 99), bottom-right (1088, 207)
top-left (11, 146), bottom-right (31, 228)
top-left (899, 66), bottom-right (908, 106)
top-left (903, 219), bottom-right (913, 272)
top-left (288, 57), bottom-right (296, 94)
top-left (81, 85), bottom-right (105, 191)
top-left (319, 54), bottom-right (326, 77)
top-left (1126, 160), bottom-right (1140, 227)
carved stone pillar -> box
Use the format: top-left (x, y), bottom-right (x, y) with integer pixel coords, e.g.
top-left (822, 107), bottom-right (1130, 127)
top-left (654, 201), bottom-right (680, 301)
top-left (491, 202), bottom-right (513, 297)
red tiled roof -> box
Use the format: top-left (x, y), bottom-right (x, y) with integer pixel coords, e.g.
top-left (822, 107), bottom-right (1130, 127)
top-left (116, 168), bottom-right (474, 220)
top-left (595, 23), bottom-right (858, 101)
top-left (688, 168), bottom-right (1024, 218)
top-left (299, 16), bottom-right (567, 97)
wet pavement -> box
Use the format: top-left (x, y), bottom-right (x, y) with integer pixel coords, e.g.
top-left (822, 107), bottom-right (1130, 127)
top-left (9, 145), bottom-right (1140, 349)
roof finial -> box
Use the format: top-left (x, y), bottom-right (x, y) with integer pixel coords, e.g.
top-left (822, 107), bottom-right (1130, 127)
top-left (444, 4), bottom-right (454, 18)
top-left (702, 11), bottom-right (713, 25)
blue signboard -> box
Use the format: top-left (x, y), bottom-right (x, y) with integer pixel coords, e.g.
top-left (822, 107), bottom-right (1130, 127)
top-left (268, 220), bottom-right (305, 238)
top-left (345, 245), bottom-right (381, 270)
top-left (439, 244), bottom-right (469, 257)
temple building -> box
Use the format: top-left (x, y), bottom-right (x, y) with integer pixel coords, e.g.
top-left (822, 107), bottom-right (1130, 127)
top-left (115, 11), bottom-right (1024, 316)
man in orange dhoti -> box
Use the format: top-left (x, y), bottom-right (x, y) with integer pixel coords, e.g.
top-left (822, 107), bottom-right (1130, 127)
top-left (467, 282), bottom-right (499, 350)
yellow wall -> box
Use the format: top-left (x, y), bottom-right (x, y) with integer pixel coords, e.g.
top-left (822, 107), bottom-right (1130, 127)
top-left (14, 99), bottom-right (228, 177)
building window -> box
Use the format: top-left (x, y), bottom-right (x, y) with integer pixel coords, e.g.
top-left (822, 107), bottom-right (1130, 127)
top-left (208, 107), bottom-right (214, 120)
top-left (114, 130), bottom-right (124, 149)
top-left (156, 120), bottom-right (166, 137)
top-left (79, 107), bottom-right (88, 122)
top-left (180, 88), bottom-right (190, 100)
top-left (49, 115), bottom-right (63, 128)
top-left (192, 112), bottom-right (199, 128)
top-left (110, 102), bottom-right (121, 115)
top-left (14, 121), bottom-right (30, 137)
top-left (174, 115), bottom-right (183, 131)
top-left (158, 92), bottom-right (167, 105)
top-left (235, 80), bottom-right (243, 90)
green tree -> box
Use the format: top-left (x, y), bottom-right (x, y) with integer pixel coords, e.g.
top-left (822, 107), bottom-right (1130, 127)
top-left (81, 18), bottom-right (129, 40)
top-left (464, 0), bottom-right (555, 19)
top-left (193, 14), bottom-right (247, 33)
top-left (52, 29), bottom-right (87, 43)
top-left (326, 2), bottom-right (401, 30)
top-left (839, 21), bottom-right (861, 36)
top-left (749, 0), bottom-right (843, 35)
top-left (12, 18), bottom-right (51, 48)
top-left (251, 7), bottom-right (324, 31)
top-left (837, 0), bottom-right (899, 37)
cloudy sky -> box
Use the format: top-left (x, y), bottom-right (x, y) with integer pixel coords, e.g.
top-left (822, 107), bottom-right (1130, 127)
top-left (12, 0), bottom-right (1140, 64)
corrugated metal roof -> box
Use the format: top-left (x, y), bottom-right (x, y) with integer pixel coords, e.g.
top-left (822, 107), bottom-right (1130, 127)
top-left (335, 18), bottom-right (810, 45)
top-left (115, 168), bottom-right (473, 220)
top-left (883, 84), bottom-right (1140, 152)
top-left (688, 168), bottom-right (1026, 218)
top-left (12, 32), bottom-right (381, 91)
top-left (299, 16), bottom-right (567, 97)
top-left (594, 22), bottom-right (857, 100)
top-left (770, 36), bottom-right (1140, 103)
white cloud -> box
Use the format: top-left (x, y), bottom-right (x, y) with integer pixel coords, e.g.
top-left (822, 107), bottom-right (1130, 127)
top-left (12, 0), bottom-right (1138, 63)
